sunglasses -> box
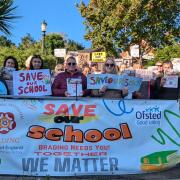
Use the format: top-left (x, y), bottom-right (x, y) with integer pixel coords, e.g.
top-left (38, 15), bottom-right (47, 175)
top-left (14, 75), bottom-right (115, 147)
top-left (156, 64), bottom-right (162, 67)
top-left (67, 62), bottom-right (76, 66)
top-left (105, 63), bottom-right (115, 67)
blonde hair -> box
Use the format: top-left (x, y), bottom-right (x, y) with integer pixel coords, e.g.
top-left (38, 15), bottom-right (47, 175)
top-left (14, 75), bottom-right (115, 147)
top-left (102, 58), bottom-right (118, 74)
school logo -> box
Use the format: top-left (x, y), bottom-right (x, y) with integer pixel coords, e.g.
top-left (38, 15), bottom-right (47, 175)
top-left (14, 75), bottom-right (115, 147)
top-left (0, 112), bottom-right (16, 134)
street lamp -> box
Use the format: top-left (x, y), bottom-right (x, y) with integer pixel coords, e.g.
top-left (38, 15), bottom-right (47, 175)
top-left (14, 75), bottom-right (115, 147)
top-left (41, 20), bottom-right (47, 53)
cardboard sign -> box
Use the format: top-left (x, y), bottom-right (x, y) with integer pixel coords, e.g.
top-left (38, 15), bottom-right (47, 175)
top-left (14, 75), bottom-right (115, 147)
top-left (13, 69), bottom-right (52, 96)
top-left (67, 78), bottom-right (83, 96)
top-left (87, 74), bottom-right (142, 92)
top-left (77, 53), bottom-right (90, 68)
top-left (92, 52), bottom-right (106, 62)
top-left (163, 76), bottom-right (178, 88)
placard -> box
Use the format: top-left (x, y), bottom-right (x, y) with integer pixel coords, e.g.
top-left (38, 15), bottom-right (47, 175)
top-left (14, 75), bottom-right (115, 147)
top-left (163, 75), bottom-right (178, 88)
top-left (67, 78), bottom-right (83, 96)
top-left (54, 49), bottom-right (66, 58)
top-left (13, 69), bottom-right (52, 96)
top-left (92, 52), bottom-right (106, 62)
top-left (135, 69), bottom-right (153, 81)
top-left (87, 74), bottom-right (142, 92)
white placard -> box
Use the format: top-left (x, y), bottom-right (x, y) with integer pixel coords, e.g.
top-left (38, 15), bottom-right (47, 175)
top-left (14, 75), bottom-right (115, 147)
top-left (67, 78), bottom-right (83, 96)
top-left (163, 75), bottom-right (178, 88)
top-left (130, 44), bottom-right (139, 57)
top-left (54, 48), bottom-right (66, 58)
top-left (13, 69), bottom-right (52, 96)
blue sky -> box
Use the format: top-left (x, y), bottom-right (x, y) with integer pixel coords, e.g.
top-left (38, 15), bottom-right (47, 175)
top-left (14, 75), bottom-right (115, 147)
top-left (5, 0), bottom-right (90, 48)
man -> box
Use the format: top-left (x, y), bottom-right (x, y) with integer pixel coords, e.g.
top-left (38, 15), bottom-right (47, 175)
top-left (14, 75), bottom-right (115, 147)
top-left (52, 56), bottom-right (89, 97)
top-left (151, 61), bottom-right (179, 100)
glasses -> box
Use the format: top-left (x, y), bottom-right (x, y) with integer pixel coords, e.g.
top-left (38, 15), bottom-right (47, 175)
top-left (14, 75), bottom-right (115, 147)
top-left (67, 62), bottom-right (76, 66)
top-left (105, 63), bottom-right (115, 67)
top-left (156, 64), bottom-right (162, 67)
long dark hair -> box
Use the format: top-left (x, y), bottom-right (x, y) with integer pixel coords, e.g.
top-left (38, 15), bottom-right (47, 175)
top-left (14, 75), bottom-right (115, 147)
top-left (3, 56), bottom-right (19, 70)
top-left (29, 55), bottom-right (44, 70)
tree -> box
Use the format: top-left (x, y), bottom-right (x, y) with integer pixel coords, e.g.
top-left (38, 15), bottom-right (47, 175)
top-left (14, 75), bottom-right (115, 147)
top-left (0, 0), bottom-right (20, 35)
top-left (44, 33), bottom-right (65, 55)
top-left (77, 0), bottom-right (180, 56)
top-left (65, 39), bottom-right (84, 51)
top-left (154, 43), bottom-right (180, 62)
top-left (19, 33), bottom-right (36, 49)
top-left (0, 35), bottom-right (15, 47)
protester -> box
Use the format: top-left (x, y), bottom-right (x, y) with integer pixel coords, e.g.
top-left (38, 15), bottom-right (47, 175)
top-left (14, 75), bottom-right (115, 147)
top-left (153, 61), bottom-right (163, 77)
top-left (90, 62), bottom-right (101, 74)
top-left (0, 56), bottom-right (18, 80)
top-left (151, 61), bottom-right (180, 99)
top-left (91, 58), bottom-right (128, 98)
top-left (52, 56), bottom-right (89, 97)
top-left (53, 64), bottom-right (64, 76)
top-left (82, 65), bottom-right (91, 76)
top-left (51, 64), bottom-right (64, 83)
top-left (119, 63), bottom-right (127, 74)
top-left (29, 55), bottom-right (44, 70)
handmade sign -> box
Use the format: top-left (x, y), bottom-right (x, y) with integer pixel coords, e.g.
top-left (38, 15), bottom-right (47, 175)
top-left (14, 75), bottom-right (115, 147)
top-left (13, 69), bottom-right (52, 96)
top-left (87, 74), bottom-right (142, 92)
top-left (92, 52), bottom-right (106, 62)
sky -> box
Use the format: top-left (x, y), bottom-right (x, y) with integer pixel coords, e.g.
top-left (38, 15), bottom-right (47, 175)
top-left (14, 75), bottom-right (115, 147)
top-left (4, 0), bottom-right (91, 48)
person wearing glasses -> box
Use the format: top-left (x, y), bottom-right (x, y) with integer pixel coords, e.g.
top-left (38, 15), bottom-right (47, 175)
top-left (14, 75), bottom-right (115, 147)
top-left (91, 58), bottom-right (128, 98)
top-left (151, 61), bottom-right (180, 99)
top-left (52, 56), bottom-right (88, 97)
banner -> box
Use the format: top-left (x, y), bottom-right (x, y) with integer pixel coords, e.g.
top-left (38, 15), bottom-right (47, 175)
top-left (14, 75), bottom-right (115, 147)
top-left (87, 74), bottom-right (142, 92)
top-left (0, 98), bottom-right (179, 176)
top-left (92, 52), bottom-right (106, 62)
top-left (13, 69), bottom-right (52, 96)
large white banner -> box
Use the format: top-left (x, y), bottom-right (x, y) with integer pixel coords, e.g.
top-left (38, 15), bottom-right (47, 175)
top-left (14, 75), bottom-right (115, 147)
top-left (0, 98), bottom-right (179, 176)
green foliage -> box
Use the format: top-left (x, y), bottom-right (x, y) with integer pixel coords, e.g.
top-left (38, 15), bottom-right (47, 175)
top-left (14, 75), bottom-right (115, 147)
top-left (45, 33), bottom-right (65, 55)
top-left (0, 0), bottom-right (20, 35)
top-left (0, 33), bottom-right (84, 70)
top-left (65, 39), bottom-right (84, 51)
top-left (0, 35), bottom-right (15, 46)
top-left (77, 0), bottom-right (180, 56)
top-left (154, 43), bottom-right (180, 62)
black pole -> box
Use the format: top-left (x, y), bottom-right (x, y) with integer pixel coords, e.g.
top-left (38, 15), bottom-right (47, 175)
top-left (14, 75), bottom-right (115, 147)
top-left (75, 81), bottom-right (77, 101)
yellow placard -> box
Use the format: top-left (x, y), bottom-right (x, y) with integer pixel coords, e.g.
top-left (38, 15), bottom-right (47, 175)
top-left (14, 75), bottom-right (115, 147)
top-left (92, 52), bottom-right (106, 62)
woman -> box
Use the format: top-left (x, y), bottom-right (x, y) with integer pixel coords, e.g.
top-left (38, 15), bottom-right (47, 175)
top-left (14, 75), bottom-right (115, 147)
top-left (0, 56), bottom-right (18, 80)
top-left (91, 58), bottom-right (128, 98)
top-left (29, 55), bottom-right (44, 70)
top-left (52, 56), bottom-right (89, 97)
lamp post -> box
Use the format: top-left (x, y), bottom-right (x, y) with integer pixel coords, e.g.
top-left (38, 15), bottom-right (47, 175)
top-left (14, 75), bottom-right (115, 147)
top-left (41, 20), bottom-right (47, 54)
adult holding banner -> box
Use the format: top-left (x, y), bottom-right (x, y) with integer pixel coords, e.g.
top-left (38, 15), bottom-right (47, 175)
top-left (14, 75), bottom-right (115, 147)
top-left (52, 56), bottom-right (89, 97)
top-left (90, 58), bottom-right (128, 98)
